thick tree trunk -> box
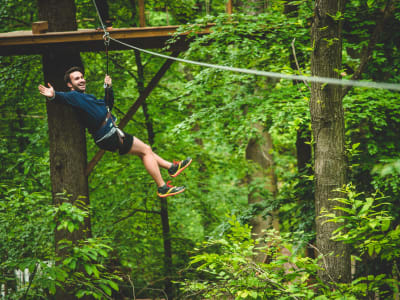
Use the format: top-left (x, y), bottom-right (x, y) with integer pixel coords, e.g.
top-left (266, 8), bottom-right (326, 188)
top-left (38, 0), bottom-right (90, 298)
top-left (310, 0), bottom-right (350, 284)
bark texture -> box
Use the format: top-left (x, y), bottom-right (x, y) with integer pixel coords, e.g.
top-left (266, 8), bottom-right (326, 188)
top-left (310, 0), bottom-right (350, 284)
top-left (246, 124), bottom-right (278, 263)
top-left (38, 0), bottom-right (90, 298)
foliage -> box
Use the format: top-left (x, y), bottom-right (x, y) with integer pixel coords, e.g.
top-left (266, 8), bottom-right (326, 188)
top-left (55, 237), bottom-right (121, 299)
top-left (0, 190), bottom-right (121, 299)
top-left (181, 210), bottom-right (400, 299)
top-left (322, 184), bottom-right (400, 298)
top-left (344, 88), bottom-right (400, 224)
top-left (179, 216), bottom-right (321, 300)
top-left (323, 184), bottom-right (400, 260)
top-left (0, 185), bottom-right (53, 299)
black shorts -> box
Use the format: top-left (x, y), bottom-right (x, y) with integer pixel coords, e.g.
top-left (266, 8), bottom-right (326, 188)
top-left (95, 130), bottom-right (134, 155)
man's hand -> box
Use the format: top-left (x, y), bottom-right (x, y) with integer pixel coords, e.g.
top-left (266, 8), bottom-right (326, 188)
top-left (104, 75), bottom-right (112, 88)
top-left (38, 83), bottom-right (55, 99)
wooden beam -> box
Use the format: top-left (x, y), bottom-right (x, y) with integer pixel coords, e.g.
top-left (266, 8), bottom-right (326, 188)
top-left (85, 51), bottom-right (180, 176)
top-left (226, 0), bottom-right (233, 14)
top-left (0, 25), bottom-right (212, 56)
top-left (139, 0), bottom-right (146, 27)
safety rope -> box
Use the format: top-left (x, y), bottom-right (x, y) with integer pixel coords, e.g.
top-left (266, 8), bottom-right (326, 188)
top-left (92, 0), bottom-right (110, 79)
top-left (91, 1), bottom-right (400, 92)
top-left (92, 0), bottom-right (107, 33)
top-left (104, 33), bottom-right (110, 76)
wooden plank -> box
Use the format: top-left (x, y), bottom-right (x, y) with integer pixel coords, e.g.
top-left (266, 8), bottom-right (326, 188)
top-left (32, 21), bottom-right (48, 34)
top-left (0, 25), bottom-right (212, 56)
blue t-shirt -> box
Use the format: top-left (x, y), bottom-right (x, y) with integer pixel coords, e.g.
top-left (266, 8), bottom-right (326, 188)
top-left (53, 88), bottom-right (116, 140)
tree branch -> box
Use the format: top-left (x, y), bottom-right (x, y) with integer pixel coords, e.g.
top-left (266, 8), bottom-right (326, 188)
top-left (1, 17), bottom-right (31, 27)
top-left (109, 56), bottom-right (138, 82)
top-left (113, 208), bottom-right (160, 225)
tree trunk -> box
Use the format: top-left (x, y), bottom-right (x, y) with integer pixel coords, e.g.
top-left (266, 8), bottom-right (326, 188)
top-left (160, 197), bottom-right (173, 298)
top-left (134, 49), bottom-right (174, 297)
top-left (310, 0), bottom-right (350, 284)
top-left (245, 124), bottom-right (278, 263)
top-left (38, 0), bottom-right (90, 298)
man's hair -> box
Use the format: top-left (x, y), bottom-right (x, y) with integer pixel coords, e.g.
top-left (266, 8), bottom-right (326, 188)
top-left (64, 66), bottom-right (84, 85)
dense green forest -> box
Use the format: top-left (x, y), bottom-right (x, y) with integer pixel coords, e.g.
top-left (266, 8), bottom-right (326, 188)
top-left (1, 0), bottom-right (400, 299)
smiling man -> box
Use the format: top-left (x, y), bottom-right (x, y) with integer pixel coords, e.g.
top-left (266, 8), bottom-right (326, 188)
top-left (38, 66), bottom-right (192, 197)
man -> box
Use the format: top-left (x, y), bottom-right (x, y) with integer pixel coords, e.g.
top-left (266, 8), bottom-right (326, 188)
top-left (38, 66), bottom-right (192, 197)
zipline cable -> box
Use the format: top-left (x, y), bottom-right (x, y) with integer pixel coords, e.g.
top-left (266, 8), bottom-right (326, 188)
top-left (91, 1), bottom-right (400, 92)
top-left (109, 37), bottom-right (400, 91)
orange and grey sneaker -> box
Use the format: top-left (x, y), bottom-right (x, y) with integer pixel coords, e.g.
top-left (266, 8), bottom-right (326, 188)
top-left (157, 181), bottom-right (185, 198)
top-left (168, 157), bottom-right (192, 177)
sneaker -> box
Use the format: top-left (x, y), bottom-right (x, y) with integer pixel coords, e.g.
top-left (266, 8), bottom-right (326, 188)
top-left (157, 181), bottom-right (185, 198)
top-left (168, 157), bottom-right (192, 177)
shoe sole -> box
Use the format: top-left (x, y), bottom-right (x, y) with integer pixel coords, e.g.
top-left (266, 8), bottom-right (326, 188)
top-left (170, 159), bottom-right (192, 178)
top-left (157, 187), bottom-right (185, 198)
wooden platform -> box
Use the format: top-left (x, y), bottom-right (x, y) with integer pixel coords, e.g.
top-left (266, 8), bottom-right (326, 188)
top-left (0, 25), bottom-right (212, 56)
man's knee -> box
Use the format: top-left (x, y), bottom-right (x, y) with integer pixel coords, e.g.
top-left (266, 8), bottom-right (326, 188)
top-left (143, 143), bottom-right (153, 155)
top-left (134, 143), bottom-right (152, 157)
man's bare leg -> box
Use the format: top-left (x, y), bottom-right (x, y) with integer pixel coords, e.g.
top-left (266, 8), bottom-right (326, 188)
top-left (152, 152), bottom-right (173, 170)
top-left (127, 137), bottom-right (167, 187)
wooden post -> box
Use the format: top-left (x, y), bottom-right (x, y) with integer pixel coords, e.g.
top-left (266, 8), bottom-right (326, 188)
top-left (226, 0), bottom-right (233, 14)
top-left (139, 0), bottom-right (146, 27)
top-left (160, 196), bottom-right (173, 297)
top-left (32, 21), bottom-right (48, 34)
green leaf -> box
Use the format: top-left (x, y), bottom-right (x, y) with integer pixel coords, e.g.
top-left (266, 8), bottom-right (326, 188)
top-left (368, 244), bottom-right (374, 256)
top-left (381, 219), bottom-right (390, 231)
top-left (84, 264), bottom-right (93, 275)
top-left (92, 265), bottom-right (100, 278)
top-left (67, 221), bottom-right (75, 233)
top-left (360, 197), bottom-right (374, 215)
top-left (98, 249), bottom-right (108, 257)
top-left (100, 284), bottom-right (112, 296)
top-left (69, 259), bottom-right (77, 270)
top-left (49, 282), bottom-right (56, 295)
top-left (76, 290), bottom-right (86, 298)
top-left (108, 280), bottom-right (119, 291)
top-left (367, 0), bottom-right (375, 8)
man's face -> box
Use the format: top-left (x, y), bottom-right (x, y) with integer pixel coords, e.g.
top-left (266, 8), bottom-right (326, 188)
top-left (67, 71), bottom-right (86, 92)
